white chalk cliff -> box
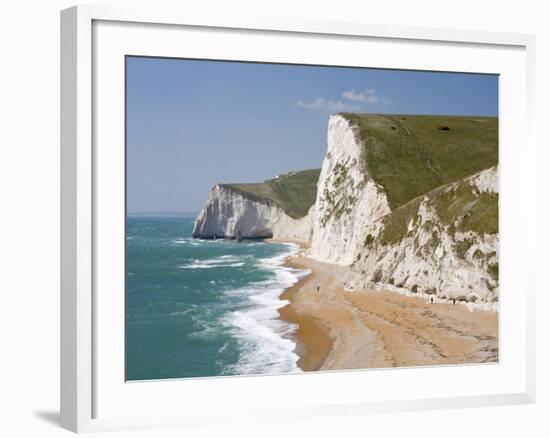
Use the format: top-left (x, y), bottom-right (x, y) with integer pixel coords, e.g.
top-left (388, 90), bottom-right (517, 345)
top-left (192, 185), bottom-right (313, 242)
top-left (310, 115), bottom-right (391, 265)
top-left (346, 166), bottom-right (499, 303)
top-left (193, 114), bottom-right (499, 303)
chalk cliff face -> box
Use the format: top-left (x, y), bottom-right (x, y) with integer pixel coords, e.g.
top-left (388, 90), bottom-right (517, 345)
top-left (310, 115), bottom-right (390, 265)
top-left (192, 185), bottom-right (313, 242)
top-left (193, 114), bottom-right (499, 303)
top-left (346, 166), bottom-right (499, 303)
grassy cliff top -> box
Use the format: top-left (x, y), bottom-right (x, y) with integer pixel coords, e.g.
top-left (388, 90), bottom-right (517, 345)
top-left (376, 168), bottom-right (498, 247)
top-left (340, 113), bottom-right (498, 210)
top-left (221, 168), bottom-right (321, 219)
top-left (360, 169), bottom-right (499, 284)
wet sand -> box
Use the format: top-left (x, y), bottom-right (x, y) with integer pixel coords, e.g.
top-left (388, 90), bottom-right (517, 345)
top-left (278, 256), bottom-right (499, 371)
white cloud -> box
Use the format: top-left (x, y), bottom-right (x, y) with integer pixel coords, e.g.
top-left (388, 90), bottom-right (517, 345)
top-left (297, 97), bottom-right (359, 112)
top-left (342, 89), bottom-right (390, 104)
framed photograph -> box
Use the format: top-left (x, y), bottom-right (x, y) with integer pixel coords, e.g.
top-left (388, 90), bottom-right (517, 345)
top-left (61, 5), bottom-right (536, 433)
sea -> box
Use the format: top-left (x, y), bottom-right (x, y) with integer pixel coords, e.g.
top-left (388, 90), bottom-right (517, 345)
top-left (126, 215), bottom-right (309, 381)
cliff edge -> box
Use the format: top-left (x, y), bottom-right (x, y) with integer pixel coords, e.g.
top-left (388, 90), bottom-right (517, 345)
top-left (192, 113), bottom-right (499, 303)
top-left (192, 169), bottom-right (320, 242)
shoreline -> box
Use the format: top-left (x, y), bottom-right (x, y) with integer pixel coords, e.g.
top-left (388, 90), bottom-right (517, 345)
top-left (265, 237), bottom-right (310, 250)
top-left (278, 263), bottom-right (333, 371)
top-left (270, 237), bottom-right (335, 371)
top-left (278, 253), bottom-right (499, 372)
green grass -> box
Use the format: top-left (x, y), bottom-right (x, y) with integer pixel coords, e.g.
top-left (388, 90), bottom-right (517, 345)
top-left (378, 196), bottom-right (423, 245)
top-left (222, 169), bottom-right (321, 219)
top-left (454, 238), bottom-right (475, 259)
top-left (340, 113), bottom-right (498, 210)
top-left (488, 262), bottom-right (499, 281)
top-left (430, 179), bottom-right (498, 235)
top-left (364, 233), bottom-right (375, 247)
top-left (378, 171), bottom-right (499, 246)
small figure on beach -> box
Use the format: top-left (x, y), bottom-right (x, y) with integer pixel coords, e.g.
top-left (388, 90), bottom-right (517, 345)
top-left (317, 285), bottom-right (320, 292)
top-left (452, 298), bottom-right (456, 305)
top-left (430, 297), bottom-right (434, 304)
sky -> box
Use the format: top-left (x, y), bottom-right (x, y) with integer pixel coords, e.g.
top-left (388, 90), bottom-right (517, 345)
top-left (126, 57), bottom-right (498, 214)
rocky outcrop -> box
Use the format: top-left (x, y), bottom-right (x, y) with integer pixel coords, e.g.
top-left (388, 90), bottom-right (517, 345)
top-left (306, 114), bottom-right (499, 303)
top-left (193, 113), bottom-right (499, 303)
top-left (192, 184), bottom-right (313, 242)
top-left (346, 166), bottom-right (499, 303)
top-left (310, 115), bottom-right (390, 265)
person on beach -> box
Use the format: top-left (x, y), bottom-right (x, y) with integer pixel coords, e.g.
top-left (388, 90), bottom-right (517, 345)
top-left (453, 298), bottom-right (456, 305)
top-left (430, 297), bottom-right (434, 304)
top-left (317, 285), bottom-right (320, 292)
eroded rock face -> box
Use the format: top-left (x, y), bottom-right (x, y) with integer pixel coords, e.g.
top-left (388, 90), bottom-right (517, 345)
top-left (192, 114), bottom-right (499, 303)
top-left (469, 165), bottom-right (498, 193)
top-left (309, 115), bottom-right (390, 265)
top-left (346, 166), bottom-right (499, 303)
top-left (192, 185), bottom-right (313, 242)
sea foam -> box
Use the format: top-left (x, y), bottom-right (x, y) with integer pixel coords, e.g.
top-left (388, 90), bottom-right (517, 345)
top-left (223, 243), bottom-right (309, 375)
top-left (179, 255), bottom-right (247, 269)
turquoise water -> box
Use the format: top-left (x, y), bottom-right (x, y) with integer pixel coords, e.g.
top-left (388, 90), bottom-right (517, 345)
top-left (126, 215), bottom-right (308, 380)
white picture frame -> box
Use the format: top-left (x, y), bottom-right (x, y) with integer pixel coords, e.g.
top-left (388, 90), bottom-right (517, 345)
top-left (60, 4), bottom-right (537, 433)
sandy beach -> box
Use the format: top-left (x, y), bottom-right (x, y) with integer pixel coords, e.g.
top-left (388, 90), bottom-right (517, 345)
top-left (279, 255), bottom-right (499, 372)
